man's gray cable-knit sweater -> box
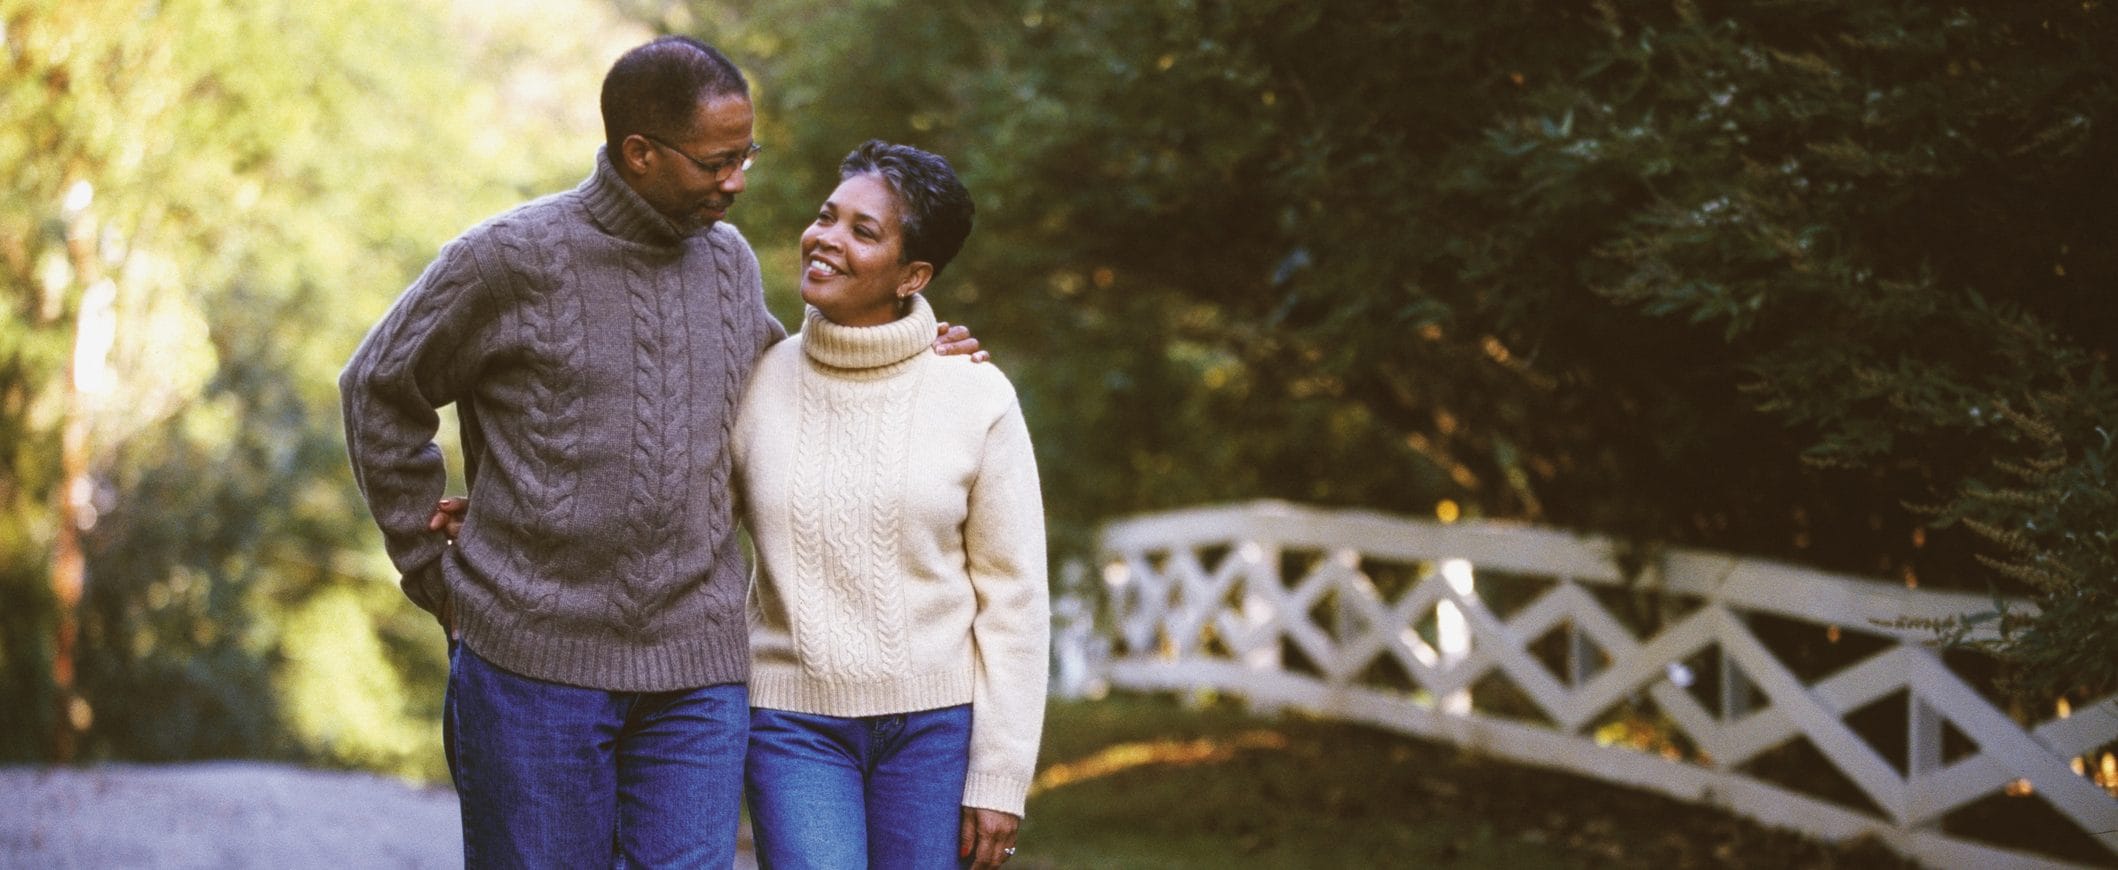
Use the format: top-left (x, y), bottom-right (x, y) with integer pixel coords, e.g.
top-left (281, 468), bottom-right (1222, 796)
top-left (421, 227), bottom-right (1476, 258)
top-left (339, 148), bottom-right (785, 692)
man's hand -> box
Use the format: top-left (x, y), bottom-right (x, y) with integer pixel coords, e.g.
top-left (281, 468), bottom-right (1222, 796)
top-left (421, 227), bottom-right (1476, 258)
top-left (959, 807), bottom-right (1020, 869)
top-left (426, 497), bottom-right (467, 639)
top-left (428, 496), bottom-right (467, 540)
top-left (934, 321), bottom-right (990, 363)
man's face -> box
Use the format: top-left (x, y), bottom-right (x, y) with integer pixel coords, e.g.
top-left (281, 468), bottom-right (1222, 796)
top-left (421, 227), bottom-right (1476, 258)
top-left (636, 94), bottom-right (754, 231)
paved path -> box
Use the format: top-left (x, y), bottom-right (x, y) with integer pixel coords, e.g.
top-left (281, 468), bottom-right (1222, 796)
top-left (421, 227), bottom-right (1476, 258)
top-left (0, 763), bottom-right (758, 869)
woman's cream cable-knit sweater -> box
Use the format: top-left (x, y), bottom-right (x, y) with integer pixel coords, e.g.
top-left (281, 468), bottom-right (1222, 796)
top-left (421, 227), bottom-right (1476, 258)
top-left (732, 295), bottom-right (1050, 817)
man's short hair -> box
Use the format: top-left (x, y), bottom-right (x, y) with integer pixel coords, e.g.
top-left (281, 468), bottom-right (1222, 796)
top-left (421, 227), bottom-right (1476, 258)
top-left (839, 140), bottom-right (975, 278)
top-left (601, 36), bottom-right (748, 150)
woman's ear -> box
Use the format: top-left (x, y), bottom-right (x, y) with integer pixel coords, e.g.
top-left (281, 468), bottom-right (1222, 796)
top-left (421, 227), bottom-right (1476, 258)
top-left (895, 261), bottom-right (935, 300)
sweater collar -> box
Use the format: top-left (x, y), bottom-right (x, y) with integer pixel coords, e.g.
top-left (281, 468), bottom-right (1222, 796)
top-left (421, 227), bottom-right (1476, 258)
top-left (801, 295), bottom-right (936, 379)
top-left (580, 146), bottom-right (691, 246)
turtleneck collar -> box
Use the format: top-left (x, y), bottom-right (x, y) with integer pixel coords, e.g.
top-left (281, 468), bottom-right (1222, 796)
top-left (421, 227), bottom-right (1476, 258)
top-left (801, 294), bottom-right (937, 380)
top-left (580, 146), bottom-right (693, 247)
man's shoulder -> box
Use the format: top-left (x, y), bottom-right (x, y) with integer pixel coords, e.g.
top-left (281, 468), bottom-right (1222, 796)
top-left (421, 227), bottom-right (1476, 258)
top-left (709, 220), bottom-right (751, 246)
top-left (456, 189), bottom-right (588, 250)
top-left (699, 221), bottom-right (759, 262)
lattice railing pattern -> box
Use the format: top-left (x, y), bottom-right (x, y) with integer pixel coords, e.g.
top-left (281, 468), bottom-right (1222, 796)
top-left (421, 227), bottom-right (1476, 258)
top-left (1080, 501), bottom-right (2118, 869)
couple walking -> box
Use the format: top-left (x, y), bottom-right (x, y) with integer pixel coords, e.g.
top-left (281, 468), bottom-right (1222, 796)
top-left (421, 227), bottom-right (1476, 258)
top-left (338, 35), bottom-right (1047, 869)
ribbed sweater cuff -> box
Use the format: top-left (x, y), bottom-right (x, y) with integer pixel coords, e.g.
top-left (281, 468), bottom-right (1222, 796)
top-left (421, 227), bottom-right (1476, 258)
top-left (749, 665), bottom-right (973, 719)
top-left (962, 771), bottom-right (1031, 818)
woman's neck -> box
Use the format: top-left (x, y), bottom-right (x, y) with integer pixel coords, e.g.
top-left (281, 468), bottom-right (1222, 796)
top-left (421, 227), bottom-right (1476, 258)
top-left (800, 294), bottom-right (936, 377)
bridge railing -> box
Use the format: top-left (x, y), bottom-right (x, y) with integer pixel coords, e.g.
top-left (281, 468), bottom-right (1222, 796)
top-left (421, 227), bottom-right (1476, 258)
top-left (1061, 500), bottom-right (2118, 869)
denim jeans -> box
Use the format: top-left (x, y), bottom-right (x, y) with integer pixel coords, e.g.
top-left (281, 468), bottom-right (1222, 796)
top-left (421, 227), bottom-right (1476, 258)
top-left (446, 642), bottom-right (748, 869)
top-left (745, 705), bottom-right (973, 870)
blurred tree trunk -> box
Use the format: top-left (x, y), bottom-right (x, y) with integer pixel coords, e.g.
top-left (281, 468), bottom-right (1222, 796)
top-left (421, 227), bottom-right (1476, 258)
top-left (49, 169), bottom-right (115, 761)
top-left (49, 196), bottom-right (92, 763)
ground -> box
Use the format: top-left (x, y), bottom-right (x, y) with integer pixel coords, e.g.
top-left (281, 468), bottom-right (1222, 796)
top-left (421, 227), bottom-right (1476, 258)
top-left (0, 763), bottom-right (759, 869)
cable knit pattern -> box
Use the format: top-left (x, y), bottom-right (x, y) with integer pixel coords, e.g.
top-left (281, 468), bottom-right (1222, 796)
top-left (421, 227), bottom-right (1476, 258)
top-left (340, 147), bottom-right (785, 692)
top-left (701, 232), bottom-right (755, 620)
top-left (610, 250), bottom-right (686, 629)
top-left (733, 295), bottom-right (1052, 817)
top-left (490, 212), bottom-right (583, 617)
top-left (789, 321), bottom-right (918, 682)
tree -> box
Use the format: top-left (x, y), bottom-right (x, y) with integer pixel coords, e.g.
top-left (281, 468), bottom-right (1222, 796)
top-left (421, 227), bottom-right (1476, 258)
top-left (1430, 0), bottom-right (2117, 698)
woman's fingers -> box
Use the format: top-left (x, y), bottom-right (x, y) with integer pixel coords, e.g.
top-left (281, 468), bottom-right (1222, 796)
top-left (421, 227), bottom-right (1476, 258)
top-left (965, 808), bottom-right (1019, 869)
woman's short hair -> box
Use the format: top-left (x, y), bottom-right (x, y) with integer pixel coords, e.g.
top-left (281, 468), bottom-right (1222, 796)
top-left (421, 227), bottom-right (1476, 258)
top-left (839, 140), bottom-right (975, 277)
top-left (600, 36), bottom-right (747, 150)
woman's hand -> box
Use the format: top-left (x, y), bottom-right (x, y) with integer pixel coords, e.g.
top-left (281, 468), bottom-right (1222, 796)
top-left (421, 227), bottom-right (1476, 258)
top-left (959, 806), bottom-right (1019, 869)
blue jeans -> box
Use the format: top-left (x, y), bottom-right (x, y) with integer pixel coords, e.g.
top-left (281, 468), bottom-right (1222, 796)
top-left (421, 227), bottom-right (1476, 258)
top-left (745, 705), bottom-right (973, 870)
top-left (446, 642), bottom-right (748, 869)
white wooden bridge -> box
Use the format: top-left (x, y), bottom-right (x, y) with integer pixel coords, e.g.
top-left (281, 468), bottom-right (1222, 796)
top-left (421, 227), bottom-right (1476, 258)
top-left (1053, 501), bottom-right (2118, 869)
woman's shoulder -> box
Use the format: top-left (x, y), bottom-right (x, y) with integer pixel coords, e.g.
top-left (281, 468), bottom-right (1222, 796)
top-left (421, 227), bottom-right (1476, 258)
top-left (755, 334), bottom-right (807, 372)
top-left (767, 331), bottom-right (806, 356)
top-left (741, 336), bottom-right (807, 393)
top-left (924, 353), bottom-right (1020, 411)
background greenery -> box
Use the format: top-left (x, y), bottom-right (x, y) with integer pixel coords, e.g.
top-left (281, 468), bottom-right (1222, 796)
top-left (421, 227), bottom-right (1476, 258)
top-left (2, 0), bottom-right (2110, 788)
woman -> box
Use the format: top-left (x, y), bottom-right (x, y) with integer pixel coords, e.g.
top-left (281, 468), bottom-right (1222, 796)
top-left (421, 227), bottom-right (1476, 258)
top-left (731, 139), bottom-right (1047, 870)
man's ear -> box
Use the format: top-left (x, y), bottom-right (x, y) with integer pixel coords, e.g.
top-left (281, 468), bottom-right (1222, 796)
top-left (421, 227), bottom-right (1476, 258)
top-left (895, 261), bottom-right (935, 299)
top-left (617, 134), bottom-right (656, 175)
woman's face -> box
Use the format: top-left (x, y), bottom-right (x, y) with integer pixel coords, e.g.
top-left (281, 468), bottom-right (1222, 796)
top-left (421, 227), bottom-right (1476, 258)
top-left (799, 173), bottom-right (930, 327)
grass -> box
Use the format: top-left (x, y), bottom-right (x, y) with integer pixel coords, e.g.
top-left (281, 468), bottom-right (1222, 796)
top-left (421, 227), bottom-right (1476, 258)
top-left (1012, 693), bottom-right (1916, 869)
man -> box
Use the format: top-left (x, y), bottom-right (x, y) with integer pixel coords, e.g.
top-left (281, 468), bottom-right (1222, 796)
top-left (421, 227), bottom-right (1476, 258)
top-left (339, 36), bottom-right (980, 867)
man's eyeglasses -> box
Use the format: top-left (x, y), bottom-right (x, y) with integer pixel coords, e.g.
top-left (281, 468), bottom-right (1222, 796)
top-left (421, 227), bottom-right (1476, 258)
top-left (642, 135), bottom-right (760, 182)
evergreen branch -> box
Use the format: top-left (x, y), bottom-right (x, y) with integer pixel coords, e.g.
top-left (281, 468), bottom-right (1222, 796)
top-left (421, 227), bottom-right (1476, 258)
top-left (1973, 554), bottom-right (2071, 594)
top-left (1959, 517), bottom-right (2031, 551)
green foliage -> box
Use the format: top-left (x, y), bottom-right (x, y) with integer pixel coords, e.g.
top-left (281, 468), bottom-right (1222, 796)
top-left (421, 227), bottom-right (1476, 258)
top-left (648, 0), bottom-right (2115, 697)
top-left (1934, 377), bottom-right (2118, 698)
top-left (1479, 0), bottom-right (2118, 697)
